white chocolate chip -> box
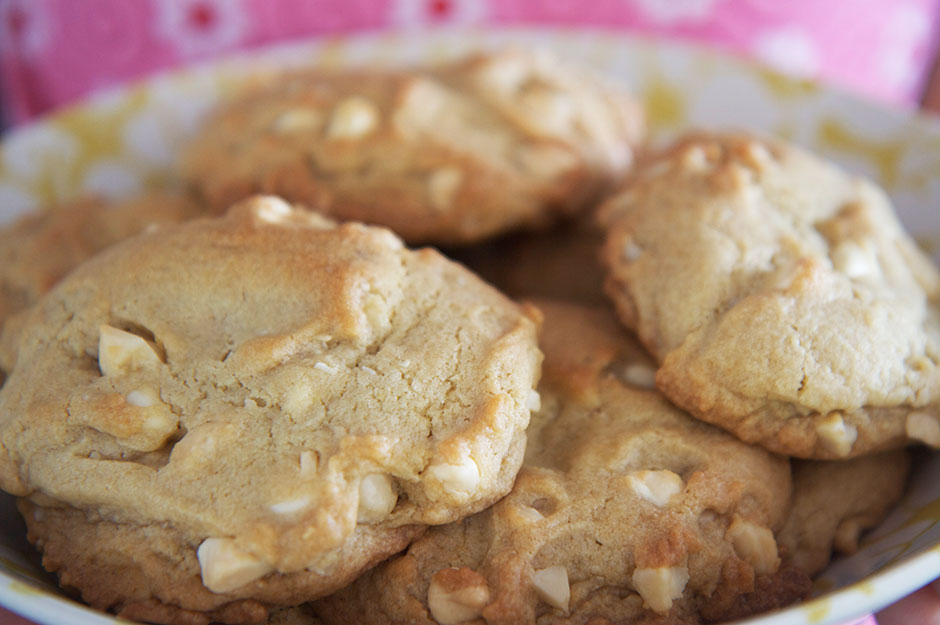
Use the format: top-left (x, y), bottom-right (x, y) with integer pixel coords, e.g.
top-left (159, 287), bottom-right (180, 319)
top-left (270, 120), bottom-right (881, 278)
top-left (140, 410), bottom-right (178, 446)
top-left (253, 196), bottom-right (294, 223)
top-left (515, 144), bottom-right (578, 178)
top-left (627, 470), bottom-right (683, 507)
top-left (314, 362), bottom-right (337, 375)
top-left (622, 239), bottom-right (643, 262)
top-left (326, 96), bottom-right (379, 139)
top-left (281, 381), bottom-right (316, 417)
top-left (727, 518), bottom-right (780, 575)
top-left (427, 568), bottom-right (490, 625)
top-left (906, 412), bottom-right (940, 447)
top-left (357, 473), bottom-right (398, 524)
top-left (428, 457), bottom-right (481, 497)
top-left (272, 108), bottom-right (322, 133)
top-left (472, 55), bottom-right (527, 92)
top-left (360, 365), bottom-right (378, 375)
top-left (197, 538), bottom-right (273, 594)
top-left (832, 241), bottom-right (878, 279)
top-left (519, 88), bottom-right (575, 136)
top-left (427, 168), bottom-right (463, 212)
top-left (170, 423), bottom-right (236, 470)
top-left (816, 413), bottom-right (858, 457)
top-left (126, 388), bottom-right (156, 408)
top-left (632, 566), bottom-right (689, 614)
top-left (621, 363), bottom-right (656, 389)
top-left (681, 146), bottom-right (711, 172)
top-left (532, 565), bottom-right (570, 612)
top-left (516, 505), bottom-right (544, 523)
top-left (269, 495), bottom-right (312, 517)
top-left (526, 390), bottom-right (542, 412)
top-left (743, 141), bottom-right (773, 168)
top-left (98, 324), bottom-right (162, 377)
top-left (299, 450), bottom-right (320, 479)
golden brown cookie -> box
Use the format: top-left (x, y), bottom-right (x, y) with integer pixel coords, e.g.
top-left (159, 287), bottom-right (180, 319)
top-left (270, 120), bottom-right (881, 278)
top-left (779, 451), bottom-right (910, 577)
top-left (0, 196), bottom-right (541, 623)
top-left (315, 300), bottom-right (808, 625)
top-left (181, 50), bottom-right (643, 245)
top-left (601, 132), bottom-right (940, 459)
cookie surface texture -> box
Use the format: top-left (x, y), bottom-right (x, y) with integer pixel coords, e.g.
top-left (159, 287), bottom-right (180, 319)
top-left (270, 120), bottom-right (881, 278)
top-left (601, 132), bottom-right (940, 458)
top-left (778, 451), bottom-right (910, 577)
top-left (316, 300), bottom-right (807, 625)
top-left (181, 50), bottom-right (643, 244)
top-left (0, 196), bottom-right (541, 623)
top-left (0, 191), bottom-right (204, 337)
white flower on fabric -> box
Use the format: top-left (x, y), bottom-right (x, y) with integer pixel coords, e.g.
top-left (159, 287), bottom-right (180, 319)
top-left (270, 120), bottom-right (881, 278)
top-left (2, 125), bottom-right (78, 181)
top-left (82, 160), bottom-right (141, 199)
top-left (390, 0), bottom-right (488, 29)
top-left (0, 183), bottom-right (38, 225)
top-left (153, 0), bottom-right (249, 59)
top-left (876, 5), bottom-right (931, 91)
top-left (754, 28), bottom-right (821, 78)
top-left (124, 113), bottom-right (175, 166)
top-left (0, 0), bottom-right (51, 58)
top-left (631, 0), bottom-right (720, 24)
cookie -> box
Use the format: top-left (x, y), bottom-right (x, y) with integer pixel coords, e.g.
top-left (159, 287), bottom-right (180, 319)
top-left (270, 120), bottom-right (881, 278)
top-left (447, 218), bottom-right (607, 305)
top-left (779, 451), bottom-right (910, 577)
top-left (316, 300), bottom-right (808, 625)
top-left (181, 50), bottom-right (643, 245)
top-left (0, 196), bottom-right (541, 623)
top-left (0, 191), bottom-right (205, 336)
top-left (600, 132), bottom-right (940, 459)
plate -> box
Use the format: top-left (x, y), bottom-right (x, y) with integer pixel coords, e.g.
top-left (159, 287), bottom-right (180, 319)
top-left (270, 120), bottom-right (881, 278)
top-left (1, 27), bottom-right (939, 625)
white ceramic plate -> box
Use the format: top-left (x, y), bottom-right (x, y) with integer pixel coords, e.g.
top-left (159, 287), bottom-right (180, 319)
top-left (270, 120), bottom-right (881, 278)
top-left (1, 27), bottom-right (939, 625)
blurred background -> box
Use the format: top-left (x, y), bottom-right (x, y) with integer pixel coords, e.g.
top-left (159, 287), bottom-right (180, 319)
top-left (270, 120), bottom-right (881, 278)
top-left (2, 0), bottom-right (940, 131)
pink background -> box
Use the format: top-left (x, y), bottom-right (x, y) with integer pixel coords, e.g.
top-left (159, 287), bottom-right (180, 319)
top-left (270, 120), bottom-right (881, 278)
top-left (2, 0), bottom-right (940, 125)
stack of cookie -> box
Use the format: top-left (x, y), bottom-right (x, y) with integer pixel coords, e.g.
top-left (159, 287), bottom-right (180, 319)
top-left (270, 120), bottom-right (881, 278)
top-left (0, 50), bottom-right (929, 625)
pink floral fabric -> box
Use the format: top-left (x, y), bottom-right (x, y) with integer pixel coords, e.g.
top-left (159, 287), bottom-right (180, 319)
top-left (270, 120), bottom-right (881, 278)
top-left (1, 0), bottom-right (940, 125)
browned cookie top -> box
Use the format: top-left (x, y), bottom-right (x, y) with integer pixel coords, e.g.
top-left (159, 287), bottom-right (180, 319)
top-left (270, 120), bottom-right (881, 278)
top-left (181, 50), bottom-right (643, 245)
top-left (0, 196), bottom-right (541, 623)
top-left (601, 132), bottom-right (940, 459)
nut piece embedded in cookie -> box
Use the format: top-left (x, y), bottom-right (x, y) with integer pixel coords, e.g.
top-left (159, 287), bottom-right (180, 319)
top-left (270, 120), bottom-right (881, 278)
top-left (326, 96), bottom-right (379, 139)
top-left (727, 518), bottom-right (780, 575)
top-left (601, 131), bottom-right (940, 458)
top-left (427, 456), bottom-right (482, 500)
top-left (97, 325), bottom-right (163, 377)
top-left (905, 412), bottom-right (940, 447)
top-left (814, 413), bottom-right (858, 458)
top-left (181, 50), bottom-right (644, 244)
top-left (627, 470), bottom-right (683, 507)
top-left (357, 473), bottom-right (397, 524)
top-left (0, 196), bottom-right (541, 624)
top-left (198, 538), bottom-right (274, 594)
top-left (427, 568), bottom-right (490, 625)
top-left (532, 565), bottom-right (570, 612)
top-left (632, 566), bottom-right (690, 614)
